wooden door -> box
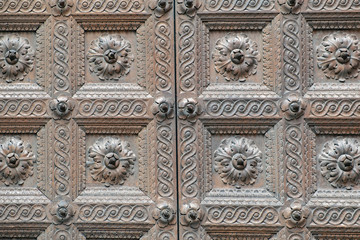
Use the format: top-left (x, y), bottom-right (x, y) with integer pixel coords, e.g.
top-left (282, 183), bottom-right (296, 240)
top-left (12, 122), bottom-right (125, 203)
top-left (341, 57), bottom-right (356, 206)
top-left (0, 1), bottom-right (177, 239)
top-left (176, 0), bottom-right (360, 239)
top-left (1, 0), bottom-right (360, 239)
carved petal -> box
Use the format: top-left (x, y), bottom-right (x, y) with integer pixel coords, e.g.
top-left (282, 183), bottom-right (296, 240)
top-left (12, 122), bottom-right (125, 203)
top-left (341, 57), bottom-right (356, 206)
top-left (290, 201), bottom-right (302, 211)
top-left (282, 207), bottom-right (292, 219)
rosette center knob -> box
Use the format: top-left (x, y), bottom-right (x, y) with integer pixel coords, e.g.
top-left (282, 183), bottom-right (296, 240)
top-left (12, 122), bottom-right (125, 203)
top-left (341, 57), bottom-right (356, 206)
top-left (57, 0), bottom-right (66, 8)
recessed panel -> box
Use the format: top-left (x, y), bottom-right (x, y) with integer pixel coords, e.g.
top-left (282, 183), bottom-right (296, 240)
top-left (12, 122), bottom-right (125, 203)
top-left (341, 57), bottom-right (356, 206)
top-left (315, 135), bottom-right (360, 190)
top-left (0, 32), bottom-right (37, 84)
top-left (85, 134), bottom-right (139, 188)
top-left (210, 30), bottom-right (263, 84)
top-left (311, 27), bottom-right (360, 84)
top-left (211, 133), bottom-right (265, 189)
top-left (0, 134), bottom-right (38, 188)
top-left (84, 30), bottom-right (138, 83)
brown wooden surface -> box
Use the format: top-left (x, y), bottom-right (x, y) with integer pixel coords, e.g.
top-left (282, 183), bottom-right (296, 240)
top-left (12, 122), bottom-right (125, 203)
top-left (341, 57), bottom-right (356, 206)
top-left (0, 0), bottom-right (358, 239)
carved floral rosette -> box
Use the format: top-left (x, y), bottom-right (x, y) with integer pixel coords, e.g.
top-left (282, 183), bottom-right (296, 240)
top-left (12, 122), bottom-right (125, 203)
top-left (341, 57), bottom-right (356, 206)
top-left (317, 33), bottom-right (360, 82)
top-left (214, 137), bottom-right (262, 187)
top-left (280, 94), bottom-right (307, 120)
top-left (151, 96), bottom-right (174, 122)
top-left (0, 35), bottom-right (34, 83)
top-left (49, 0), bottom-right (74, 16)
top-left (212, 34), bottom-right (259, 82)
top-left (0, 136), bottom-right (35, 186)
top-left (180, 201), bottom-right (203, 229)
top-left (149, 0), bottom-right (173, 17)
top-left (49, 95), bottom-right (75, 119)
top-left (277, 0), bottom-right (303, 14)
top-left (318, 138), bottom-right (360, 189)
top-left (282, 200), bottom-right (310, 229)
top-left (49, 196), bottom-right (76, 225)
top-left (87, 137), bottom-right (136, 186)
top-left (87, 35), bottom-right (134, 81)
top-left (152, 201), bottom-right (176, 228)
top-left (177, 0), bottom-right (202, 17)
top-left (178, 98), bottom-right (202, 123)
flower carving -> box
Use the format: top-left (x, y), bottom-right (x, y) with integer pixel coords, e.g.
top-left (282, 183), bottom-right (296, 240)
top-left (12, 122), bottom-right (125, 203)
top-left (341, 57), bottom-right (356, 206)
top-left (152, 202), bottom-right (176, 228)
top-left (0, 35), bottom-right (34, 83)
top-left (49, 95), bottom-right (75, 119)
top-left (87, 35), bottom-right (134, 81)
top-left (280, 94), bottom-right (307, 120)
top-left (278, 0), bottom-right (303, 14)
top-left (318, 138), bottom-right (360, 189)
top-left (317, 33), bottom-right (360, 82)
top-left (87, 137), bottom-right (136, 186)
top-left (178, 98), bottom-right (202, 123)
top-left (149, 0), bottom-right (173, 18)
top-left (49, 0), bottom-right (73, 16)
top-left (177, 0), bottom-right (202, 17)
top-left (180, 201), bottom-right (203, 229)
top-left (151, 97), bottom-right (174, 122)
top-left (282, 200), bottom-right (310, 229)
top-left (49, 197), bottom-right (76, 225)
top-left (212, 34), bottom-right (259, 82)
top-left (0, 137), bottom-right (35, 186)
top-left (214, 137), bottom-right (262, 188)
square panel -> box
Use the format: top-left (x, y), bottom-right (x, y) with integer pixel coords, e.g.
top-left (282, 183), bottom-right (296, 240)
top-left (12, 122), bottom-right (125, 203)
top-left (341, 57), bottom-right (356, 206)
top-left (0, 125), bottom-right (48, 191)
top-left (198, 13), bottom-right (280, 93)
top-left (307, 125), bottom-right (360, 198)
top-left (77, 124), bottom-right (152, 195)
top-left (210, 132), bottom-right (266, 190)
top-left (84, 131), bottom-right (143, 189)
top-left (202, 122), bottom-right (282, 201)
top-left (209, 29), bottom-right (264, 84)
top-left (304, 14), bottom-right (360, 93)
top-left (75, 17), bottom-right (149, 89)
top-left (0, 133), bottom-right (37, 187)
top-left (0, 125), bottom-right (51, 238)
top-left (312, 28), bottom-right (360, 84)
top-left (315, 134), bottom-right (360, 191)
top-left (0, 18), bottom-right (51, 122)
top-left (84, 29), bottom-right (138, 84)
top-left (74, 123), bottom-right (155, 237)
top-left (0, 18), bottom-right (49, 88)
top-left (0, 31), bottom-right (36, 83)
top-left (200, 122), bottom-right (283, 235)
top-left (72, 17), bottom-right (153, 121)
top-left (305, 123), bottom-right (360, 236)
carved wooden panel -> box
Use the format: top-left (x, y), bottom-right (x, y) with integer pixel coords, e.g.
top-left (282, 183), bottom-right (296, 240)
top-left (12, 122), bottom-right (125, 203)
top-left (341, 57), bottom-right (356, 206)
top-left (0, 0), bottom-right (176, 239)
top-left (176, 0), bottom-right (360, 239)
top-left (304, 8), bottom-right (360, 239)
top-left (0, 0), bottom-right (359, 239)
